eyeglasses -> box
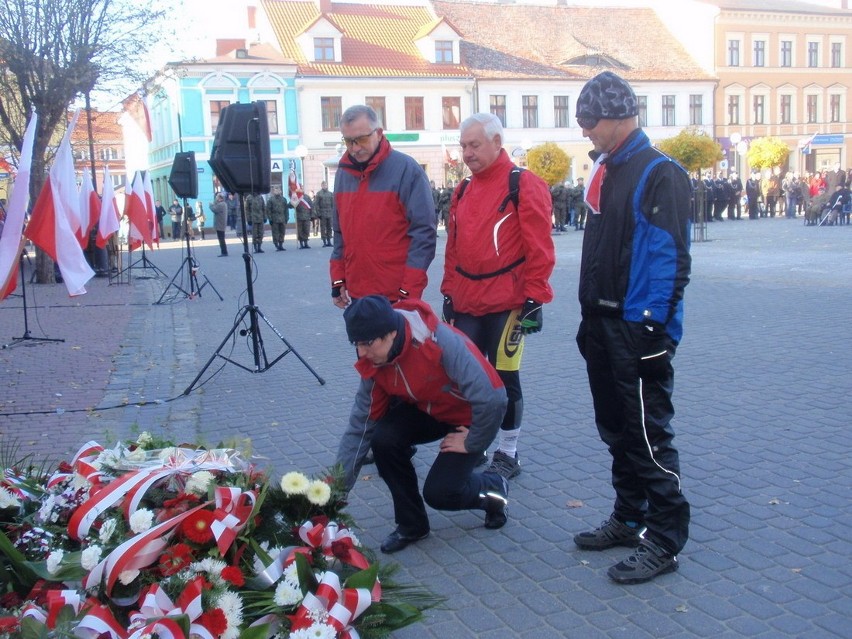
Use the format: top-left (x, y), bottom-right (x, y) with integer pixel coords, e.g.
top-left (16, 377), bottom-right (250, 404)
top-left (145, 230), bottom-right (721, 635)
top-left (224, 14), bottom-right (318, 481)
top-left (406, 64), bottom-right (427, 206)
top-left (351, 337), bottom-right (378, 348)
top-left (341, 128), bottom-right (378, 147)
top-left (576, 116), bottom-right (600, 130)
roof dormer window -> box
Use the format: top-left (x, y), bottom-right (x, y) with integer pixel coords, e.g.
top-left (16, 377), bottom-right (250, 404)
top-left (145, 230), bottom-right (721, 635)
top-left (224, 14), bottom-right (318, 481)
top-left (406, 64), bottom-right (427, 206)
top-left (314, 37), bottom-right (335, 62)
top-left (435, 40), bottom-right (453, 63)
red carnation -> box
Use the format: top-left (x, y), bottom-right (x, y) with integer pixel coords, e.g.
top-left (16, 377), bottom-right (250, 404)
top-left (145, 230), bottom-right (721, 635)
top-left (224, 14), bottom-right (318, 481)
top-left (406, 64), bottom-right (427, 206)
top-left (181, 510), bottom-right (215, 543)
top-left (197, 608), bottom-right (228, 635)
top-left (159, 543), bottom-right (194, 576)
top-left (221, 566), bottom-right (245, 587)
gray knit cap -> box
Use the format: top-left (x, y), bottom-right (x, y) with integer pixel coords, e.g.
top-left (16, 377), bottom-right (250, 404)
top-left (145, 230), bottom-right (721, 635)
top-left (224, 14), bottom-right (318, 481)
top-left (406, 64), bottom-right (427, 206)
top-left (576, 71), bottom-right (639, 121)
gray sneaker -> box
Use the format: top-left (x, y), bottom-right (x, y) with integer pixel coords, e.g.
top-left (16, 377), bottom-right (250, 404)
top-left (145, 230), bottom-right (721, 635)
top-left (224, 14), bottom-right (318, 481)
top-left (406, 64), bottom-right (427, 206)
top-left (488, 450), bottom-right (521, 479)
top-left (573, 515), bottom-right (645, 550)
top-left (607, 539), bottom-right (678, 584)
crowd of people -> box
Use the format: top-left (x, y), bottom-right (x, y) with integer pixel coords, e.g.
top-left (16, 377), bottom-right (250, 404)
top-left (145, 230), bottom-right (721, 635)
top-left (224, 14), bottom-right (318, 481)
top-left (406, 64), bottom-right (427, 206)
top-left (693, 165), bottom-right (850, 224)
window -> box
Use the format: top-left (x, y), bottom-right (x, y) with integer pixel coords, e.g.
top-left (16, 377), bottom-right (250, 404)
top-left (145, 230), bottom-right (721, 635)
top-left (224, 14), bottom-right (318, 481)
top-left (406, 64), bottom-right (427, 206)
top-left (780, 41), bottom-right (792, 67)
top-left (754, 40), bottom-right (765, 67)
top-left (99, 147), bottom-right (119, 161)
top-left (727, 95), bottom-right (740, 125)
top-left (808, 41), bottom-right (819, 67)
top-left (780, 95), bottom-right (792, 124)
top-left (522, 95), bottom-right (538, 128)
top-left (689, 94), bottom-right (703, 125)
top-left (435, 40), bottom-right (453, 63)
top-left (637, 96), bottom-right (648, 128)
top-left (320, 96), bottom-right (342, 131)
top-left (662, 95), bottom-right (675, 126)
top-left (554, 96), bottom-right (571, 128)
top-left (831, 42), bottom-right (842, 68)
top-left (728, 39), bottom-right (740, 66)
top-left (210, 100), bottom-right (230, 133)
top-left (753, 95), bottom-right (765, 125)
top-left (259, 100), bottom-right (278, 134)
top-left (489, 95), bottom-right (506, 127)
top-left (405, 96), bottom-right (424, 130)
top-left (830, 94), bottom-right (841, 122)
top-left (314, 37), bottom-right (334, 62)
top-left (442, 96), bottom-right (461, 130)
top-left (807, 95), bottom-right (818, 123)
top-left (365, 96), bottom-right (386, 128)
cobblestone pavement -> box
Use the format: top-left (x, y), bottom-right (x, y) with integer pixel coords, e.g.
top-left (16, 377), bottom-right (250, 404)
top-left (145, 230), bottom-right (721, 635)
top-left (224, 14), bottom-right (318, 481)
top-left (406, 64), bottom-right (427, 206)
top-left (2, 218), bottom-right (850, 638)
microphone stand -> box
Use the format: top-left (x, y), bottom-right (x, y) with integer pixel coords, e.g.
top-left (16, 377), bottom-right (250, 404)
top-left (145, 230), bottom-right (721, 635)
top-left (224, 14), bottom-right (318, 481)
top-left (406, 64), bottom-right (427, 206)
top-left (2, 252), bottom-right (65, 349)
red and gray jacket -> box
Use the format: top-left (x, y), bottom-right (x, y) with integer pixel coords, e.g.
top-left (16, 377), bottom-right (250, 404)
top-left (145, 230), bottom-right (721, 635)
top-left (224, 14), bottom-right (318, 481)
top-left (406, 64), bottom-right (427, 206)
top-left (441, 150), bottom-right (555, 315)
top-left (335, 298), bottom-right (507, 490)
top-left (330, 136), bottom-right (437, 301)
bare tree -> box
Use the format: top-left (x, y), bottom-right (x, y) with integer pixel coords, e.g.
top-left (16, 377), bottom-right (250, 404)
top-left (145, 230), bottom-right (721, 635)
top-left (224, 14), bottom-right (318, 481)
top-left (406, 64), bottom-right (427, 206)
top-left (0, 0), bottom-right (170, 282)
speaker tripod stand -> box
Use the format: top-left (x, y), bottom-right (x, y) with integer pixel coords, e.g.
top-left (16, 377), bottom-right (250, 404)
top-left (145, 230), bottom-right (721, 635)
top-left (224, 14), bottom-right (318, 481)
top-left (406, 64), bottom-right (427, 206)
top-left (157, 201), bottom-right (222, 304)
top-left (182, 195), bottom-right (324, 395)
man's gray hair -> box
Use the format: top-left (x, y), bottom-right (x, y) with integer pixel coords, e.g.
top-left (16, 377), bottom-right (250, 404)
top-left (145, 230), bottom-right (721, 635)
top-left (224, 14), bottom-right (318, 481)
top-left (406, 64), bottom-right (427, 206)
top-left (341, 104), bottom-right (379, 128)
top-left (460, 113), bottom-right (503, 141)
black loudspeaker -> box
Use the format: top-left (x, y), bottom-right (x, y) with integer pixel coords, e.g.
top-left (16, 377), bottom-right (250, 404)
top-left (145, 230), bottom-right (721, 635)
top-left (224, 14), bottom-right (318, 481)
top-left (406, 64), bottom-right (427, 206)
top-left (208, 101), bottom-right (271, 194)
top-left (168, 151), bottom-right (199, 199)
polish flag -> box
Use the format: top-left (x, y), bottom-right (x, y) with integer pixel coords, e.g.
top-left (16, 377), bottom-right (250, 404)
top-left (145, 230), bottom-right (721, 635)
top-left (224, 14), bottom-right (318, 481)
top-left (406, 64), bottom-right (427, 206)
top-left (142, 170), bottom-right (158, 246)
top-left (57, 110), bottom-right (85, 241)
top-left (125, 171), bottom-right (152, 250)
top-left (288, 164), bottom-right (310, 209)
top-left (96, 167), bottom-right (120, 248)
top-left (0, 113), bottom-right (38, 301)
top-left (78, 167), bottom-right (100, 246)
top-left (24, 116), bottom-right (95, 296)
top-left (141, 93), bottom-right (153, 143)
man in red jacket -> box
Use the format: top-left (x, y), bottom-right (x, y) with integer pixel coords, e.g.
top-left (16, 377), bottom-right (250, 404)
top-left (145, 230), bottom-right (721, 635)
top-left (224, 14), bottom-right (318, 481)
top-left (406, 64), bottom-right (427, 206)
top-left (330, 105), bottom-right (436, 308)
top-left (441, 113), bottom-right (556, 479)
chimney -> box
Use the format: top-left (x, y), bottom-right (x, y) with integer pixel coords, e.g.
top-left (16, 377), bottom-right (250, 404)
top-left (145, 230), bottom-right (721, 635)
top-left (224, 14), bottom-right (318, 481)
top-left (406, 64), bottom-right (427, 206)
top-left (216, 39), bottom-right (247, 56)
top-left (318, 0), bottom-right (333, 14)
top-left (247, 5), bottom-right (257, 29)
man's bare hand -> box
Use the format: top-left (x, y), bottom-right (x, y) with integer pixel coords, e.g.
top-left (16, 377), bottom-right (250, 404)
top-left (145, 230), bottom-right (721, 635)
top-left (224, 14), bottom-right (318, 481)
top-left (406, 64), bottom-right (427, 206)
top-left (440, 426), bottom-right (469, 454)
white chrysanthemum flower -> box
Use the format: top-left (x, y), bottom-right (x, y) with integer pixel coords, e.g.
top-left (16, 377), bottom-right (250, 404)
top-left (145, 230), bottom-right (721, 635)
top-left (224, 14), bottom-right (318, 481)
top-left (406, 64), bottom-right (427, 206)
top-left (96, 448), bottom-right (121, 468)
top-left (69, 473), bottom-right (92, 491)
top-left (280, 471), bottom-right (310, 495)
top-left (46, 549), bottom-right (64, 575)
top-left (215, 591), bottom-right (244, 639)
top-left (282, 561), bottom-right (299, 584)
top-left (125, 447), bottom-right (147, 463)
top-left (273, 580), bottom-right (303, 607)
top-left (290, 622), bottom-right (337, 639)
top-left (36, 494), bottom-right (56, 523)
top-left (0, 487), bottom-right (21, 510)
top-left (305, 480), bottom-right (331, 506)
top-left (136, 431), bottom-right (153, 447)
top-left (81, 545), bottom-right (103, 571)
top-left (191, 558), bottom-right (227, 577)
top-left (185, 470), bottom-right (215, 496)
top-left (158, 447), bottom-right (180, 462)
top-left (118, 569), bottom-right (140, 585)
top-left (99, 518), bottom-right (117, 544)
top-left (129, 508), bottom-right (154, 534)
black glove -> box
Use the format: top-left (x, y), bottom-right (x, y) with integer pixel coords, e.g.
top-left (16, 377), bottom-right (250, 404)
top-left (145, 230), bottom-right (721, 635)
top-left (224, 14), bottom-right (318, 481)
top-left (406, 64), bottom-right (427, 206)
top-left (442, 296), bottom-right (455, 323)
top-left (575, 319), bottom-right (588, 361)
top-left (518, 299), bottom-right (543, 334)
top-left (638, 321), bottom-right (669, 380)
top-left (332, 279), bottom-right (345, 298)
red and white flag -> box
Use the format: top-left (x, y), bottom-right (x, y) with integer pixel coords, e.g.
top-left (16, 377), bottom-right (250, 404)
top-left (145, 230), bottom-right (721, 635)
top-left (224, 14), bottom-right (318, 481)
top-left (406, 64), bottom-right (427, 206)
top-left (142, 170), bottom-right (159, 246)
top-left (141, 93), bottom-right (153, 143)
top-left (24, 115), bottom-right (95, 297)
top-left (78, 167), bottom-right (100, 246)
top-left (96, 167), bottom-right (120, 248)
top-left (0, 113), bottom-right (38, 301)
top-left (288, 164), bottom-right (310, 209)
top-left (125, 171), bottom-right (153, 250)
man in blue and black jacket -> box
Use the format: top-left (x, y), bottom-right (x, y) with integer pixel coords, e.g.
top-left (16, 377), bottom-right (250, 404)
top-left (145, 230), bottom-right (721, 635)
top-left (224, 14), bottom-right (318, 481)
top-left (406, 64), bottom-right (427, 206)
top-left (573, 71), bottom-right (692, 585)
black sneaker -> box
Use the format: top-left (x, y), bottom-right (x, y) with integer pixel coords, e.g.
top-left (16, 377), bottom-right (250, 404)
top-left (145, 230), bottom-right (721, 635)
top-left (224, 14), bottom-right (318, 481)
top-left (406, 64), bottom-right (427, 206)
top-left (607, 539), bottom-right (678, 584)
top-left (488, 450), bottom-right (521, 479)
top-left (573, 515), bottom-right (645, 550)
top-left (480, 475), bottom-right (509, 529)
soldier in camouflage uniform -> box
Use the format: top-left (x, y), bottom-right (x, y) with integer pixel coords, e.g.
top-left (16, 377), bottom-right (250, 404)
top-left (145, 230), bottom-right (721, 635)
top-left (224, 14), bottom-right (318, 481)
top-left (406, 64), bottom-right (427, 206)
top-left (266, 187), bottom-right (290, 251)
top-left (246, 193), bottom-right (267, 253)
top-left (295, 191), bottom-right (314, 249)
top-left (314, 181), bottom-right (335, 247)
top-left (570, 177), bottom-right (587, 230)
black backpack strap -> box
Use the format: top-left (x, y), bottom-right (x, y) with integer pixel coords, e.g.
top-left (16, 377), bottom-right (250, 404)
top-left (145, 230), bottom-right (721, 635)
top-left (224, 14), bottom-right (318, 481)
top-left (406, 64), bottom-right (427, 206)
top-left (456, 177), bottom-right (471, 201)
top-left (498, 166), bottom-right (525, 212)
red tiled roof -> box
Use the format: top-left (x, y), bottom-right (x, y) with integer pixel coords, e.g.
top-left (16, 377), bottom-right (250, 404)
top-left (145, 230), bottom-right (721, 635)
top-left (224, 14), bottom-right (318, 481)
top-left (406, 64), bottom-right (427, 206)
top-left (262, 0), bottom-right (472, 78)
top-left (69, 110), bottom-right (123, 143)
top-left (195, 42), bottom-right (297, 65)
top-left (432, 1), bottom-right (714, 82)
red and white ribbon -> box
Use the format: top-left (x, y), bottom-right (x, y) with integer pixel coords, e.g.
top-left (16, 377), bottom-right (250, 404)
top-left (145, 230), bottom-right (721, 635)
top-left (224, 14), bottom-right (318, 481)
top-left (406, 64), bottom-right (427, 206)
top-left (299, 520), bottom-right (370, 570)
top-left (290, 572), bottom-right (371, 639)
top-left (210, 486), bottom-right (257, 555)
top-left (129, 577), bottom-right (212, 639)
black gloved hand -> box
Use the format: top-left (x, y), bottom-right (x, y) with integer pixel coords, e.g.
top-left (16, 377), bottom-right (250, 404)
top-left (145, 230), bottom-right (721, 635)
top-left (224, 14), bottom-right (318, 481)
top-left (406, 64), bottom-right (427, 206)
top-left (332, 279), bottom-right (345, 298)
top-left (575, 319), bottom-right (588, 360)
top-left (518, 299), bottom-right (543, 334)
top-left (442, 296), bottom-right (455, 323)
top-left (638, 321), bottom-right (669, 380)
